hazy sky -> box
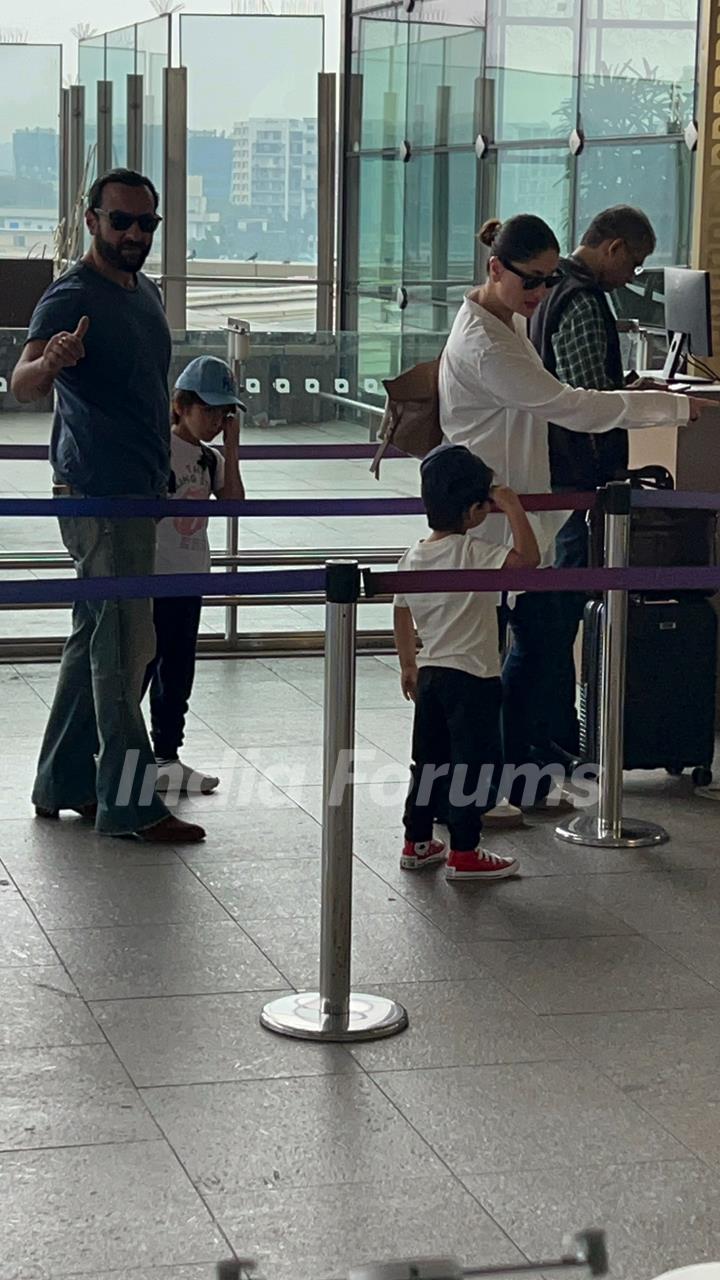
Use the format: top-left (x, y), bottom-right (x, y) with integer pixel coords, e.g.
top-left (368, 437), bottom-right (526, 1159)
top-left (1, 1), bottom-right (340, 145)
top-left (19, 0), bottom-right (340, 72)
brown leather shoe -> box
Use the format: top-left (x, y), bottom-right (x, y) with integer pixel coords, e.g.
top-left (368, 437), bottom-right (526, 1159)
top-left (35, 803), bottom-right (98, 822)
top-left (135, 815), bottom-right (206, 843)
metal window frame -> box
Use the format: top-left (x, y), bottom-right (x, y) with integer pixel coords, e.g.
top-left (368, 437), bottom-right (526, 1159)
top-left (317, 71), bottom-right (337, 332)
top-left (340, 0), bottom-right (702, 319)
top-left (162, 65), bottom-right (187, 330)
top-left (126, 72), bottom-right (144, 171)
top-left (96, 80), bottom-right (113, 176)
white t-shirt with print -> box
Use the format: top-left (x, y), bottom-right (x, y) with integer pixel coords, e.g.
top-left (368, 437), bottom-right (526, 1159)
top-left (394, 533), bottom-right (510, 680)
top-left (155, 433), bottom-right (225, 575)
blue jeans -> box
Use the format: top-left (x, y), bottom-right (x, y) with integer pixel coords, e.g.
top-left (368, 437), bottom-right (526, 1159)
top-left (552, 501), bottom-right (591, 755)
top-left (31, 510), bottom-right (169, 835)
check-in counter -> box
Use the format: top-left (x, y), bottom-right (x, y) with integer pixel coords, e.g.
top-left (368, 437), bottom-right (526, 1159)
top-left (627, 382), bottom-right (720, 722)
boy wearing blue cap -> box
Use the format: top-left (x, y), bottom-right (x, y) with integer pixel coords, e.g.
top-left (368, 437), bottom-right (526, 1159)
top-left (145, 356), bottom-right (246, 795)
top-left (394, 444), bottom-right (539, 880)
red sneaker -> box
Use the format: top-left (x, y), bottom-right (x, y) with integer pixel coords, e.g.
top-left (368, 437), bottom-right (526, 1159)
top-left (446, 847), bottom-right (519, 881)
top-left (400, 839), bottom-right (447, 871)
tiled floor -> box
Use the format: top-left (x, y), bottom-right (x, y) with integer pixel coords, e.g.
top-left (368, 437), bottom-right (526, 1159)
top-left (4, 655), bottom-right (720, 1280)
top-left (3, 414), bottom-right (720, 1280)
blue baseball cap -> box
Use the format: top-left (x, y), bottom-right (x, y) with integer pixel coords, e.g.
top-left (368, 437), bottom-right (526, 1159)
top-left (174, 356), bottom-right (246, 408)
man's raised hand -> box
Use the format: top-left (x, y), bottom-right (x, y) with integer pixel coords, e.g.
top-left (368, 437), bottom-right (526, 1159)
top-left (40, 315), bottom-right (90, 379)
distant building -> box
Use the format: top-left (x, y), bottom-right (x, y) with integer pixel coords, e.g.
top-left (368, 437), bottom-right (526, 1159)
top-left (231, 117), bottom-right (317, 224)
top-left (187, 174), bottom-right (221, 244)
top-left (188, 131), bottom-right (234, 208)
top-left (0, 208), bottom-right (57, 258)
top-left (13, 129), bottom-right (58, 185)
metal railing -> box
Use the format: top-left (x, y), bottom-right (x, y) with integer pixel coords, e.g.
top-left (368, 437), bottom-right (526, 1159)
top-left (0, 545), bottom-right (401, 663)
top-left (0, 317), bottom-right (395, 660)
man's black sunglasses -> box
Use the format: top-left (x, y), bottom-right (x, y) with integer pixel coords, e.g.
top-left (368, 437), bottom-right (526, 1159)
top-left (499, 257), bottom-right (563, 291)
top-left (93, 208), bottom-right (162, 234)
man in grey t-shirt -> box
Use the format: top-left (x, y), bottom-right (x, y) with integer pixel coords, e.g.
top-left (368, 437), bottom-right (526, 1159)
top-left (12, 167), bottom-right (204, 843)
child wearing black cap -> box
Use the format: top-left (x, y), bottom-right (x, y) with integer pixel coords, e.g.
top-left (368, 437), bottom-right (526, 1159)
top-left (394, 444), bottom-right (540, 880)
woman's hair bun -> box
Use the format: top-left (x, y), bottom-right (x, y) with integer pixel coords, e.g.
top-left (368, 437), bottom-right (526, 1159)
top-left (478, 217), bottom-right (502, 248)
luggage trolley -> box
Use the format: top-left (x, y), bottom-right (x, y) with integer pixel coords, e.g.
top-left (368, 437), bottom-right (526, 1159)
top-left (216, 1227), bottom-right (608, 1280)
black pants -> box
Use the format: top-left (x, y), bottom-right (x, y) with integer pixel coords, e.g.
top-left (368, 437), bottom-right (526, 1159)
top-left (501, 591), bottom-right (565, 805)
top-left (142, 596), bottom-right (202, 761)
top-left (552, 501), bottom-right (591, 755)
top-left (403, 667), bottom-right (503, 852)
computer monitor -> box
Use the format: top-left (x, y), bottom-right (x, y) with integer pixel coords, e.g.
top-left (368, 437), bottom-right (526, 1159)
top-left (662, 266), bottom-right (713, 380)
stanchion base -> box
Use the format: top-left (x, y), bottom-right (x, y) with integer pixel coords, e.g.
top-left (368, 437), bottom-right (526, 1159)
top-left (555, 812), bottom-right (669, 848)
top-left (260, 991), bottom-right (408, 1042)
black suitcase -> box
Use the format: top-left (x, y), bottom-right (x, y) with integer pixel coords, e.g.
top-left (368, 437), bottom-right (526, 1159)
top-left (580, 595), bottom-right (717, 783)
top-left (588, 467), bottom-right (717, 594)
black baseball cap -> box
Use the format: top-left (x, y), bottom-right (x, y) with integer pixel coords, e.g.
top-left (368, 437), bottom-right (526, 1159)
top-left (420, 444), bottom-right (494, 529)
top-left (421, 443), bottom-right (493, 494)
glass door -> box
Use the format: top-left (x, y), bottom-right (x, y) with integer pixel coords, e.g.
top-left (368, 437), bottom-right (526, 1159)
top-left (346, 9), bottom-right (486, 379)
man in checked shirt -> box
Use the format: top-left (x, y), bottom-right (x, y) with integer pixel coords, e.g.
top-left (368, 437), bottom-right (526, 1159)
top-left (529, 204), bottom-right (656, 757)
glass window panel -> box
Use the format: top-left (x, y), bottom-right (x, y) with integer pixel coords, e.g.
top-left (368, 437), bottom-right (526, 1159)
top-left (407, 24), bottom-right (483, 147)
top-left (77, 37), bottom-right (106, 188)
top-left (0, 44), bottom-right (61, 262)
top-left (612, 266), bottom-right (667, 332)
top-left (403, 153), bottom-right (433, 282)
top-left (354, 18), bottom-right (408, 151)
top-left (180, 14), bottom-right (323, 281)
top-left (105, 24), bottom-right (137, 169)
top-left (447, 151), bottom-right (480, 277)
top-left (502, 0), bottom-right (572, 12)
top-left (352, 0), bottom-right (403, 11)
top-left (403, 150), bottom-right (478, 282)
top-left (585, 0), bottom-right (696, 19)
top-left (401, 283), bottom-right (467, 338)
top-left (493, 147), bottom-right (572, 251)
top-left (581, 5), bottom-right (697, 136)
top-left (77, 36), bottom-right (106, 85)
top-left (136, 17), bottom-right (170, 270)
top-left (416, 0), bottom-right (487, 24)
top-left (577, 141), bottom-right (692, 267)
top-left (355, 293), bottom-right (403, 386)
top-left (358, 154), bottom-right (404, 286)
top-left (488, 23), bottom-right (578, 142)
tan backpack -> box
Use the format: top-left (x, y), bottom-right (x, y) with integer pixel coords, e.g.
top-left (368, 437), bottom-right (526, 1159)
top-left (370, 355), bottom-right (443, 479)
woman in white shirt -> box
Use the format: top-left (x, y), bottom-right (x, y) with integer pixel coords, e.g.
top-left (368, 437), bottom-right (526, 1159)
top-left (440, 212), bottom-right (705, 805)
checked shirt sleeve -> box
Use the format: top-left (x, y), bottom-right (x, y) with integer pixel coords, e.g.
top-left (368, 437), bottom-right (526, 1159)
top-left (551, 292), bottom-right (617, 391)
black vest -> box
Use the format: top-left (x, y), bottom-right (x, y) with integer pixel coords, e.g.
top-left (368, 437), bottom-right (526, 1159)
top-left (529, 256), bottom-right (628, 490)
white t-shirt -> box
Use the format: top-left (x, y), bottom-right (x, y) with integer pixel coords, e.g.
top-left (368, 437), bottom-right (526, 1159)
top-left (394, 533), bottom-right (510, 680)
top-left (439, 291), bottom-right (690, 566)
top-left (155, 434), bottom-right (225, 574)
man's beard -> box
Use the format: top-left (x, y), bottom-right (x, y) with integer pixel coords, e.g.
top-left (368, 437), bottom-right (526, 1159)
top-left (94, 230), bottom-right (151, 272)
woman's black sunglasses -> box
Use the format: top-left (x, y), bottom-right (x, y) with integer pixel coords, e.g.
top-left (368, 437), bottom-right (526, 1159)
top-left (499, 257), bottom-right (563, 291)
top-left (93, 208), bottom-right (162, 234)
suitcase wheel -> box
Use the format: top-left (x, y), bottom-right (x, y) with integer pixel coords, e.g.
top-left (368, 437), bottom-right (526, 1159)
top-left (665, 766), bottom-right (684, 778)
top-left (692, 767), bottom-right (713, 788)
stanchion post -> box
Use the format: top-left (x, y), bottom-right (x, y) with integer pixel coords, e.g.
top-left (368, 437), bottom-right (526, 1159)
top-left (224, 318), bottom-right (250, 651)
top-left (261, 559), bottom-right (409, 1041)
top-left (556, 482), bottom-right (668, 848)
top-left (319, 561), bottom-right (357, 1018)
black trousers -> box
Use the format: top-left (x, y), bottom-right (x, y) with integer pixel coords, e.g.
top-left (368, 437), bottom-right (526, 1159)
top-left (552, 501), bottom-right (590, 755)
top-left (142, 596), bottom-right (202, 761)
top-left (501, 591), bottom-right (566, 804)
top-left (403, 667), bottom-right (503, 852)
